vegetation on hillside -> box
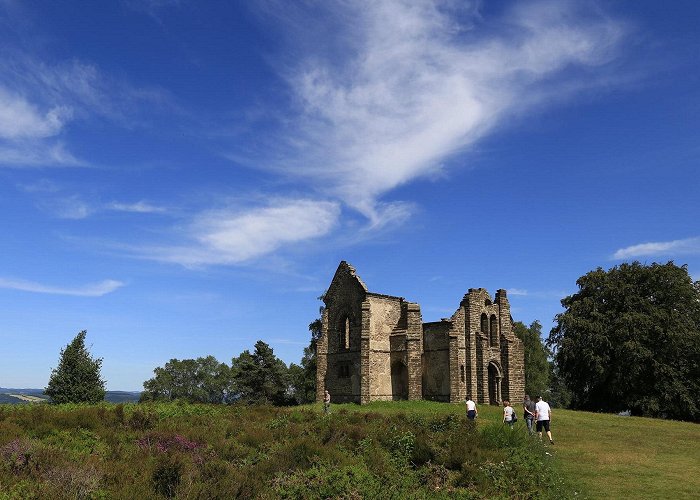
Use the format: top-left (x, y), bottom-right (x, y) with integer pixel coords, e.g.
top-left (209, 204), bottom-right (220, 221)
top-left (0, 402), bottom-right (571, 499)
top-left (549, 261), bottom-right (700, 420)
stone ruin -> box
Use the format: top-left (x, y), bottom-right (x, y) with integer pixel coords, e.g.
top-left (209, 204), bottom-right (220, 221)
top-left (317, 261), bottom-right (525, 405)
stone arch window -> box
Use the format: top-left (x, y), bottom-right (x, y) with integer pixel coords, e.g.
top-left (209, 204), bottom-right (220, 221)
top-left (460, 364), bottom-right (465, 383)
top-left (484, 298), bottom-right (492, 306)
top-left (490, 315), bottom-right (498, 347)
top-left (480, 313), bottom-right (489, 336)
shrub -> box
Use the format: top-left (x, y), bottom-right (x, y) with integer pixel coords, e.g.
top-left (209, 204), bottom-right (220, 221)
top-left (273, 462), bottom-right (384, 499)
top-left (151, 455), bottom-right (182, 498)
top-left (0, 438), bottom-right (32, 474)
top-left (42, 463), bottom-right (101, 499)
top-left (128, 408), bottom-right (157, 431)
top-left (410, 432), bottom-right (435, 466)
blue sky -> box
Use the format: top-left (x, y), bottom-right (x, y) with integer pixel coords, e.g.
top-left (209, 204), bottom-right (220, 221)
top-left (1, 0), bottom-right (698, 391)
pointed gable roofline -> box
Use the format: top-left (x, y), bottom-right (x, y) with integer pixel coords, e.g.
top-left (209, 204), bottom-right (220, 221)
top-left (324, 261), bottom-right (368, 306)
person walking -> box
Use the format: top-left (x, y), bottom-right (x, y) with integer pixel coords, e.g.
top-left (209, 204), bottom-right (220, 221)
top-left (323, 390), bottom-right (331, 414)
top-left (465, 397), bottom-right (478, 421)
top-left (535, 395), bottom-right (554, 444)
top-left (503, 400), bottom-right (515, 428)
top-left (523, 395), bottom-right (536, 435)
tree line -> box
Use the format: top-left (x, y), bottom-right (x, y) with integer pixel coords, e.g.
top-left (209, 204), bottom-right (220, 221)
top-left (46, 261), bottom-right (699, 421)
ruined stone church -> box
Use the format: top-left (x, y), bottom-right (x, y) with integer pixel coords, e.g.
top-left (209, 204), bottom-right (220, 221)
top-left (317, 261), bottom-right (525, 405)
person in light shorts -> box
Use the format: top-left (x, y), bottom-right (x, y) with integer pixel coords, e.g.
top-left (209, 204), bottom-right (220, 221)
top-left (503, 400), bottom-right (515, 428)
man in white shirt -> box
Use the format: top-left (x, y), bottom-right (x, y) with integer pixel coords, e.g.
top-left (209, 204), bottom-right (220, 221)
top-left (465, 397), bottom-right (478, 420)
top-left (535, 396), bottom-right (554, 444)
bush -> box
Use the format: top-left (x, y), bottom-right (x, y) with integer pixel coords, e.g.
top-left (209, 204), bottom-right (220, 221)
top-left (152, 455), bottom-right (182, 498)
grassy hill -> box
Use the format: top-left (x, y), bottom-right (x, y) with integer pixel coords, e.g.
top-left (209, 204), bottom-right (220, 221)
top-left (0, 400), bottom-right (696, 499)
top-left (551, 407), bottom-right (699, 499)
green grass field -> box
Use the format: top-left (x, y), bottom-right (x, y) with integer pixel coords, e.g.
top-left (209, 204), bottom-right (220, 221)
top-left (323, 400), bottom-right (700, 499)
top-left (550, 408), bottom-right (700, 499)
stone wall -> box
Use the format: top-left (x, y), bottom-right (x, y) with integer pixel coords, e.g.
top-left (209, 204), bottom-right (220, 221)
top-left (422, 322), bottom-right (450, 401)
top-left (367, 294), bottom-right (404, 401)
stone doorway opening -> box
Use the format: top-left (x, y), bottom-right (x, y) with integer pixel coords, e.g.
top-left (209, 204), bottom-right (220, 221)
top-left (391, 361), bottom-right (408, 400)
top-left (487, 362), bottom-right (502, 405)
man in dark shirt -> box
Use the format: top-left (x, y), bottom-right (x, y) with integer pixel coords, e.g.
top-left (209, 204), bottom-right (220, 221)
top-left (523, 395), bottom-right (536, 434)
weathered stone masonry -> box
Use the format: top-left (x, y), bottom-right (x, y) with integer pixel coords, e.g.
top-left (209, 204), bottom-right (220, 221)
top-left (317, 261), bottom-right (525, 405)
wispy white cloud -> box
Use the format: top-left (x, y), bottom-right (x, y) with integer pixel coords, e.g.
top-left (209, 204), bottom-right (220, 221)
top-left (16, 178), bottom-right (62, 193)
top-left (105, 201), bottom-right (168, 214)
top-left (33, 193), bottom-right (168, 219)
top-left (142, 199), bottom-right (341, 266)
top-left (244, 0), bottom-right (627, 226)
top-left (0, 141), bottom-right (83, 167)
top-left (0, 86), bottom-right (72, 139)
top-left (40, 195), bottom-right (95, 219)
top-left (0, 277), bottom-right (124, 296)
top-left (0, 48), bottom-right (171, 167)
top-left (0, 55), bottom-right (171, 125)
top-left (612, 237), bottom-right (700, 259)
top-left (507, 288), bottom-right (529, 296)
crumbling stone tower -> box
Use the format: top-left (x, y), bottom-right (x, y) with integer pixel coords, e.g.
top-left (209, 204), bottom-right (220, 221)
top-left (317, 261), bottom-right (525, 405)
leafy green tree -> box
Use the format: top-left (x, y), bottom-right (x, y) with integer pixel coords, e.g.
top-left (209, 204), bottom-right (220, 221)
top-left (45, 330), bottom-right (106, 404)
top-left (141, 356), bottom-right (233, 403)
top-left (231, 340), bottom-right (290, 405)
top-left (512, 320), bottom-right (551, 399)
top-left (548, 261), bottom-right (700, 420)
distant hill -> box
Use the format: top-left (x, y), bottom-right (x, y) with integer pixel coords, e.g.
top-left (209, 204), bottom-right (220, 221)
top-left (104, 391), bottom-right (142, 403)
top-left (0, 388), bottom-right (141, 404)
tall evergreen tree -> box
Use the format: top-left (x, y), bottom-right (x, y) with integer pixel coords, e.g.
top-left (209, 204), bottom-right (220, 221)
top-left (231, 340), bottom-right (290, 405)
top-left (45, 330), bottom-right (106, 404)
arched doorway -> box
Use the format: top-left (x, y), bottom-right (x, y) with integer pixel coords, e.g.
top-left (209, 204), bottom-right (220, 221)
top-left (487, 362), bottom-right (502, 405)
top-left (391, 361), bottom-right (408, 400)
